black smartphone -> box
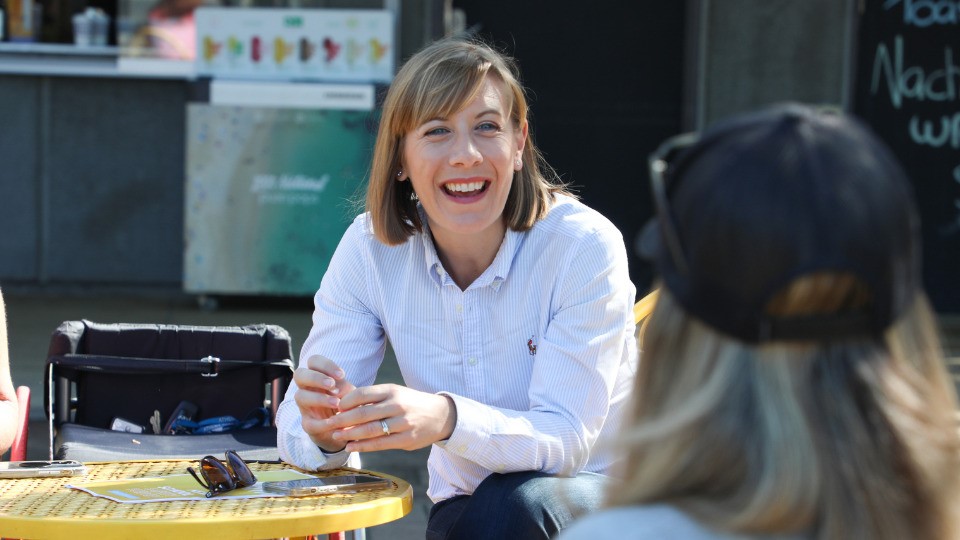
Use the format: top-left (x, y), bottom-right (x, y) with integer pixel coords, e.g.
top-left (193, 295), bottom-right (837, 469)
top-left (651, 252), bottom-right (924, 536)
top-left (262, 475), bottom-right (391, 496)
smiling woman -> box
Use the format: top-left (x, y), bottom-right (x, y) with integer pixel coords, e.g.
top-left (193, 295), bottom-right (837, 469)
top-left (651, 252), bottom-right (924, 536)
top-left (276, 37), bottom-right (639, 540)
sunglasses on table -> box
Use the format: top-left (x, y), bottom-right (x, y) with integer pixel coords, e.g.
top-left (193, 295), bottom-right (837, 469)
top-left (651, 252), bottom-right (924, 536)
top-left (645, 131), bottom-right (701, 276)
top-left (187, 450), bottom-right (257, 498)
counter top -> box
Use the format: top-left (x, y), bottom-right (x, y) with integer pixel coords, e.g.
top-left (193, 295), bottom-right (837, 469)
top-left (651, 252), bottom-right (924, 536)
top-left (0, 42), bottom-right (118, 56)
top-left (0, 42), bottom-right (197, 79)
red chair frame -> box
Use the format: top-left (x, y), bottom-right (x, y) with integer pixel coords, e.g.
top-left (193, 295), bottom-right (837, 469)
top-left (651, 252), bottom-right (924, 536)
top-left (10, 386), bottom-right (30, 461)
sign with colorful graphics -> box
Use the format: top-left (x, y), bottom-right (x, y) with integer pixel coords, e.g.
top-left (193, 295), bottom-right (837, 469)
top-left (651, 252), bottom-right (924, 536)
top-left (195, 8), bottom-right (394, 83)
top-left (184, 104), bottom-right (378, 296)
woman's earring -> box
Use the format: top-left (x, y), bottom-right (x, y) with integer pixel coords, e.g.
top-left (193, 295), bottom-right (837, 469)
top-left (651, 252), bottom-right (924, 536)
top-left (396, 170), bottom-right (404, 179)
top-left (514, 158), bottom-right (522, 170)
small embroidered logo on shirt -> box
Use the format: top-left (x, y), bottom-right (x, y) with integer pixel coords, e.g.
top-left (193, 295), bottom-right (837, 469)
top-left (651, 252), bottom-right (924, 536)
top-left (527, 336), bottom-right (537, 356)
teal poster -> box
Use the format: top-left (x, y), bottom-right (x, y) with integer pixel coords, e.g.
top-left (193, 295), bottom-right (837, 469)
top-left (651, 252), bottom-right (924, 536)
top-left (184, 104), bottom-right (377, 295)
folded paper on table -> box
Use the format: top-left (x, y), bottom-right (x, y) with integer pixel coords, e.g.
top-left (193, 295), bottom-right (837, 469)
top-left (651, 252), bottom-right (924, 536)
top-left (67, 469), bottom-right (316, 503)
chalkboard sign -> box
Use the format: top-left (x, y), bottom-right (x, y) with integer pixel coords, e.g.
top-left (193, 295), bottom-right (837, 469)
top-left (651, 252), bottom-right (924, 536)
top-left (853, 0), bottom-right (960, 312)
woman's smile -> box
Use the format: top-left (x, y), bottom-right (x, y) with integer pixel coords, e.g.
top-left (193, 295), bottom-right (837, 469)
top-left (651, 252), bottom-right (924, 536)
top-left (442, 179), bottom-right (490, 199)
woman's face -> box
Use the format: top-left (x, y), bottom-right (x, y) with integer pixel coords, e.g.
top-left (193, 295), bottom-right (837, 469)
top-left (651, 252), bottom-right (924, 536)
top-left (401, 75), bottom-right (527, 247)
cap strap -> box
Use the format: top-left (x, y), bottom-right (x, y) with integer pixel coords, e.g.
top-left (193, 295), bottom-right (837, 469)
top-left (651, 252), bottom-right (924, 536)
top-left (756, 312), bottom-right (880, 343)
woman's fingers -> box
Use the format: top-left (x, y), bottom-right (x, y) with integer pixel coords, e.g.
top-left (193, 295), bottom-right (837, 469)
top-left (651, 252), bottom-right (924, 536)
top-left (331, 411), bottom-right (406, 441)
top-left (337, 384), bottom-right (392, 411)
top-left (324, 384), bottom-right (398, 442)
top-left (294, 383), bottom-right (341, 412)
top-left (292, 355), bottom-right (357, 418)
top-left (296, 354), bottom-right (352, 394)
top-left (327, 402), bottom-right (395, 435)
top-left (293, 356), bottom-right (354, 433)
top-left (289, 354), bottom-right (365, 454)
top-left (325, 386), bottom-right (457, 452)
top-left (300, 414), bottom-right (347, 454)
top-left (344, 427), bottom-right (407, 453)
top-left (304, 354), bottom-right (345, 378)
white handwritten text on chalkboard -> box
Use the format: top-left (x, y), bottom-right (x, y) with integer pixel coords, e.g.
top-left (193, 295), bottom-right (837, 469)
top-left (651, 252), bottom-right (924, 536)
top-left (883, 0), bottom-right (960, 27)
top-left (870, 27), bottom-right (960, 232)
top-left (871, 36), bottom-right (958, 109)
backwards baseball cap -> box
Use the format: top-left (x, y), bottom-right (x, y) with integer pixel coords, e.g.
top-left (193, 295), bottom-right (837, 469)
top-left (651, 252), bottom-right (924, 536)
top-left (639, 102), bottom-right (922, 343)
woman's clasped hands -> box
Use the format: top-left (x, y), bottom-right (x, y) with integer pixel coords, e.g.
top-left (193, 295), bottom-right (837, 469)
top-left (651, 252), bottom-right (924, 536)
top-left (294, 354), bottom-right (457, 454)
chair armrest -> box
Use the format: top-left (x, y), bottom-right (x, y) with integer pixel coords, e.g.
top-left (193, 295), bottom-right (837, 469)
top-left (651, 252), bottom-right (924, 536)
top-left (11, 386), bottom-right (30, 461)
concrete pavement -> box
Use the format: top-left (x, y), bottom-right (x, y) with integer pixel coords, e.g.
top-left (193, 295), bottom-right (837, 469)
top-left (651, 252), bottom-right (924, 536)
top-left (2, 287), bottom-right (430, 540)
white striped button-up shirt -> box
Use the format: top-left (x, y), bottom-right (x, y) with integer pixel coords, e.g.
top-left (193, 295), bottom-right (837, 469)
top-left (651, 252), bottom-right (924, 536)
top-left (276, 195), bottom-right (638, 503)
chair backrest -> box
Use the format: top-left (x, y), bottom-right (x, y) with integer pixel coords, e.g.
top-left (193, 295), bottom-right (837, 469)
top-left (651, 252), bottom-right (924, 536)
top-left (634, 289), bottom-right (658, 325)
top-left (44, 320), bottom-right (294, 432)
top-left (634, 289), bottom-right (659, 349)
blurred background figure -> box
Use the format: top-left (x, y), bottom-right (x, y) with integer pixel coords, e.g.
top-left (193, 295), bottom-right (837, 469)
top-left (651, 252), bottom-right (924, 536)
top-left (560, 103), bottom-right (960, 540)
top-left (0, 290), bottom-right (21, 456)
top-left (129, 0), bottom-right (201, 59)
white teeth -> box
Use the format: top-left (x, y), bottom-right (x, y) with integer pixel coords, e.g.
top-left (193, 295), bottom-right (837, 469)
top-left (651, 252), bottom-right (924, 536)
top-left (446, 181), bottom-right (484, 193)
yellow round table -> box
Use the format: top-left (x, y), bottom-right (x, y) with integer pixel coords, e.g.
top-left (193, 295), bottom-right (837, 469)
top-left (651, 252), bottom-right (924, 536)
top-left (0, 460), bottom-right (413, 539)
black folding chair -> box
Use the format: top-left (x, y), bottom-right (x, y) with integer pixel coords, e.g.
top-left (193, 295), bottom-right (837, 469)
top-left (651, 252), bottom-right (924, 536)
top-left (44, 320), bottom-right (294, 461)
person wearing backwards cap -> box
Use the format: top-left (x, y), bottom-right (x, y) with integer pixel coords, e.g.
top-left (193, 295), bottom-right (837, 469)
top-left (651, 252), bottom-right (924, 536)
top-left (559, 102), bottom-right (960, 540)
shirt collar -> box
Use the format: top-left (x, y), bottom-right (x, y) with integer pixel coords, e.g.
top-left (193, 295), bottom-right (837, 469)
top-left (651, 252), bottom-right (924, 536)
top-left (418, 207), bottom-right (522, 290)
top-left (419, 217), bottom-right (445, 285)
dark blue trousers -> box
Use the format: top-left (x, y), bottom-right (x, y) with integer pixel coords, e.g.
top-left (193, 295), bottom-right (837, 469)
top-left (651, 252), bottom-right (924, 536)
top-left (425, 471), bottom-right (607, 540)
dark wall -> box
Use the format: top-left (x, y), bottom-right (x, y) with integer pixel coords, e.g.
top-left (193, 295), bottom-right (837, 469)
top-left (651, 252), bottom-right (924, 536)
top-left (695, 0), bottom-right (850, 127)
top-left (451, 1), bottom-right (686, 296)
top-left (0, 75), bottom-right (191, 286)
top-left (0, 76), bottom-right (41, 281)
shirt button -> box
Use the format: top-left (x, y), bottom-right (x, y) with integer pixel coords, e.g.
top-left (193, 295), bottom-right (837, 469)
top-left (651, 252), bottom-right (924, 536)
top-left (458, 445), bottom-right (467, 453)
top-left (468, 357), bottom-right (477, 366)
top-left (456, 304), bottom-right (463, 313)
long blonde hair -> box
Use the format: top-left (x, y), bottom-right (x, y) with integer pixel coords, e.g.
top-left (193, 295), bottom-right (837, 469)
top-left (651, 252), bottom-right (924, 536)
top-left (609, 275), bottom-right (960, 539)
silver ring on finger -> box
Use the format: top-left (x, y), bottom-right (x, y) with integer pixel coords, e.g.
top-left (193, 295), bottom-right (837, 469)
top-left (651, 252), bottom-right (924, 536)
top-left (380, 419), bottom-right (390, 436)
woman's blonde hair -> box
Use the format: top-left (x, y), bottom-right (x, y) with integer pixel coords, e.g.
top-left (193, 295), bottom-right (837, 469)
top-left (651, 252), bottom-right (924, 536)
top-left (609, 275), bottom-right (960, 539)
top-left (365, 37), bottom-right (571, 245)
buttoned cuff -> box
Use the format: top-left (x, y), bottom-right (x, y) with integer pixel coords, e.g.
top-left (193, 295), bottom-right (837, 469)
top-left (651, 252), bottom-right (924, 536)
top-left (319, 445), bottom-right (351, 461)
top-left (433, 392), bottom-right (489, 462)
top-left (292, 429), bottom-right (351, 471)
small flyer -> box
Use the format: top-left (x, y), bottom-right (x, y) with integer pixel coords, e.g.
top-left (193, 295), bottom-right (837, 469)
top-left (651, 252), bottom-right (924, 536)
top-left (67, 469), bottom-right (316, 503)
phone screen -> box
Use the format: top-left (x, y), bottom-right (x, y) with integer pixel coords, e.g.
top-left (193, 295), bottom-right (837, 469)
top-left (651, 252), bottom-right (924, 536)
top-left (294, 476), bottom-right (384, 487)
top-left (263, 475), bottom-right (391, 495)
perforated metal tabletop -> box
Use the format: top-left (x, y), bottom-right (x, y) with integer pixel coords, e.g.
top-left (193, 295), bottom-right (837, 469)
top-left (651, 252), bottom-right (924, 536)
top-left (0, 459), bottom-right (412, 539)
